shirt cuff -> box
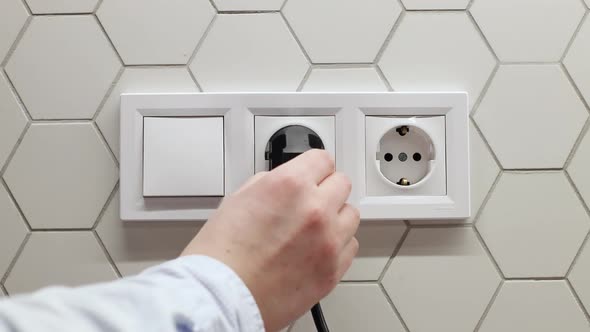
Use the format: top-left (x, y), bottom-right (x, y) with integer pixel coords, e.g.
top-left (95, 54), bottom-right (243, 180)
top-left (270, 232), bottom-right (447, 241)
top-left (143, 255), bottom-right (265, 332)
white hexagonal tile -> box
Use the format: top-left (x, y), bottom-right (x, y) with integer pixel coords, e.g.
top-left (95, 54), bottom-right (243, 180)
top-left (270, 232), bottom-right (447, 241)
top-left (0, 184), bottom-right (28, 279)
top-left (0, 0), bottom-right (28, 62)
top-left (96, 191), bottom-right (201, 277)
top-left (5, 232), bottom-right (117, 294)
top-left (570, 240), bottom-right (590, 315)
top-left (290, 284), bottom-right (405, 332)
top-left (97, 0), bottom-right (214, 65)
top-left (479, 281), bottom-right (589, 332)
top-left (283, 0), bottom-right (401, 63)
top-left (190, 14), bottom-right (309, 91)
top-left (213, 0), bottom-right (284, 11)
top-left (477, 172), bottom-right (590, 278)
top-left (0, 73), bottom-right (27, 169)
top-left (4, 123), bottom-right (118, 229)
top-left (412, 122), bottom-right (500, 225)
top-left (401, 0), bottom-right (469, 9)
top-left (382, 227), bottom-right (500, 332)
top-left (565, 15), bottom-right (590, 106)
top-left (471, 0), bottom-right (585, 62)
top-left (96, 67), bottom-right (198, 160)
top-left (475, 65), bottom-right (587, 169)
top-left (342, 221), bottom-right (405, 281)
top-left (5, 16), bottom-right (120, 120)
top-left (379, 12), bottom-right (496, 111)
top-left (570, 129), bottom-right (590, 208)
top-left (302, 67), bottom-right (387, 92)
top-left (25, 0), bottom-right (98, 13)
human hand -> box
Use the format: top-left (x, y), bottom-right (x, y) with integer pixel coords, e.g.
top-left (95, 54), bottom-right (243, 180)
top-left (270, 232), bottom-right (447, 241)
top-left (182, 149), bottom-right (360, 332)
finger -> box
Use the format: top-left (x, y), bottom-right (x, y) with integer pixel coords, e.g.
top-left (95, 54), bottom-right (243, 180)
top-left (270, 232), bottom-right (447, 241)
top-left (234, 172), bottom-right (268, 194)
top-left (317, 172), bottom-right (352, 211)
top-left (274, 149), bottom-right (334, 185)
top-left (336, 204), bottom-right (360, 248)
top-left (335, 237), bottom-right (359, 280)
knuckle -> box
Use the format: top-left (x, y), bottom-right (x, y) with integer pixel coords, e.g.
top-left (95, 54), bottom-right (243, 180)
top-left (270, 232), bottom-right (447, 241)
top-left (351, 237), bottom-right (360, 255)
top-left (306, 204), bottom-right (329, 227)
top-left (312, 149), bottom-right (335, 171)
top-left (337, 172), bottom-right (352, 192)
top-left (320, 238), bottom-right (339, 259)
top-left (273, 172), bottom-right (303, 192)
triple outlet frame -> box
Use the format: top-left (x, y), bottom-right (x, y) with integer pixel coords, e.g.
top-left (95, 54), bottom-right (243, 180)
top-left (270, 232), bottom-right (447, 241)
top-left (120, 92), bottom-right (470, 222)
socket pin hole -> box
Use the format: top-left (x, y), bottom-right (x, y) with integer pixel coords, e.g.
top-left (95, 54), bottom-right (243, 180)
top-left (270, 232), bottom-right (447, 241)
top-left (398, 152), bottom-right (407, 162)
top-left (396, 126), bottom-right (409, 136)
top-left (413, 153), bottom-right (422, 161)
top-left (384, 153), bottom-right (393, 162)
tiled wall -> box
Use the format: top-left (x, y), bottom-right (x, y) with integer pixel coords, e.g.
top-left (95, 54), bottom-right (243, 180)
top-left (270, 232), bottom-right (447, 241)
top-left (1, 0), bottom-right (589, 331)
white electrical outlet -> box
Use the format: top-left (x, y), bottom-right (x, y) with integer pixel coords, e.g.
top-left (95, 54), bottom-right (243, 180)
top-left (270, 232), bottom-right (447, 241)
top-left (120, 92), bottom-right (469, 221)
top-left (365, 116), bottom-right (446, 196)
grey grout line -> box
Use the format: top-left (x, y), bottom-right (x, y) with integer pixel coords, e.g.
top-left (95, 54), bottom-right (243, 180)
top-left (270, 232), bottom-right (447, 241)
top-left (373, 8), bottom-right (405, 65)
top-left (207, 0), bottom-right (219, 12)
top-left (1, 68), bottom-right (33, 122)
top-left (187, 65), bottom-right (205, 92)
top-left (566, 228), bottom-right (590, 278)
top-left (32, 12), bottom-right (94, 16)
top-left (280, 11), bottom-right (313, 65)
top-left (183, 11), bottom-right (217, 69)
top-left (470, 166), bottom-right (502, 223)
top-left (186, 14), bottom-right (218, 86)
top-left (218, 10), bottom-right (281, 14)
top-left (472, 174), bottom-right (507, 280)
top-left (124, 64), bottom-right (188, 68)
top-left (470, 61), bottom-right (499, 116)
top-left (93, 0), bottom-right (104, 14)
top-left (0, 120), bottom-right (30, 177)
top-left (93, 13), bottom-right (126, 67)
top-left (0, 232), bottom-right (30, 287)
top-left (0, 6), bottom-right (32, 68)
top-left (466, 8), bottom-right (500, 62)
top-left (295, 65), bottom-right (312, 92)
top-left (19, 0), bottom-right (32, 15)
top-left (560, 61), bottom-right (590, 115)
top-left (310, 63), bottom-right (376, 69)
top-left (470, 111), bottom-right (503, 171)
top-left (91, 64), bottom-right (124, 121)
top-left (29, 119), bottom-right (94, 123)
top-left (563, 172), bottom-right (590, 278)
top-left (91, 181), bottom-right (119, 230)
top-left (374, 64), bottom-right (394, 91)
top-left (560, 9), bottom-right (588, 63)
top-left (1, 178), bottom-right (33, 232)
top-left (404, 8), bottom-right (467, 12)
top-left (377, 224), bottom-right (410, 282)
top-left (377, 282), bottom-right (411, 332)
top-left (279, 0), bottom-right (289, 11)
top-left (0, 283), bottom-right (7, 296)
top-left (466, 0), bottom-right (475, 10)
top-left (566, 275), bottom-right (590, 323)
top-left (92, 229), bottom-right (123, 279)
top-left (29, 228), bottom-right (94, 232)
top-left (473, 280), bottom-right (503, 332)
top-left (564, 118), bottom-right (590, 171)
top-left (504, 277), bottom-right (568, 281)
top-left (502, 168), bottom-right (564, 172)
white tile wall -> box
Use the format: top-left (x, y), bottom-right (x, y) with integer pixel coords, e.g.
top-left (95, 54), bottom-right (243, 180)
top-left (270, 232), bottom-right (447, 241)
top-left (0, 0), bottom-right (589, 330)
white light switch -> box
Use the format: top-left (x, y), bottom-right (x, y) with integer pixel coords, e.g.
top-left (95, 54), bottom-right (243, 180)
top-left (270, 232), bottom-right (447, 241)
top-left (143, 117), bottom-right (224, 197)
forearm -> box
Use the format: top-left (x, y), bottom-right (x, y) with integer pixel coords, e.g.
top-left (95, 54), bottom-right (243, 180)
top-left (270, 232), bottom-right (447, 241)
top-left (0, 256), bottom-right (264, 332)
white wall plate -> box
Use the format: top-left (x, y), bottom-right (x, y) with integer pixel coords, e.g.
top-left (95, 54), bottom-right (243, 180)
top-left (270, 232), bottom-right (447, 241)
top-left (120, 92), bottom-right (469, 221)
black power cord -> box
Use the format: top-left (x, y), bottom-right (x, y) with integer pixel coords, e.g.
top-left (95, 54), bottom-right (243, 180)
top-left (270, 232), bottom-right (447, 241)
top-left (311, 303), bottom-right (330, 332)
top-left (265, 125), bottom-right (330, 332)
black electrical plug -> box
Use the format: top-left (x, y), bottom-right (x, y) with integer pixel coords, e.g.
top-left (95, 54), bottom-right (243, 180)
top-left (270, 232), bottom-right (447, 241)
top-left (265, 125), bottom-right (330, 332)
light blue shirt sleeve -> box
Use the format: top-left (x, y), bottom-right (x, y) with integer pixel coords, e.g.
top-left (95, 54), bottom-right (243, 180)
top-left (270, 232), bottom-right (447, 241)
top-left (0, 255), bottom-right (265, 332)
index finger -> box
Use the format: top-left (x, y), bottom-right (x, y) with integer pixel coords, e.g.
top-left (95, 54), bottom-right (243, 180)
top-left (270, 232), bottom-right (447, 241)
top-left (274, 149), bottom-right (335, 185)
